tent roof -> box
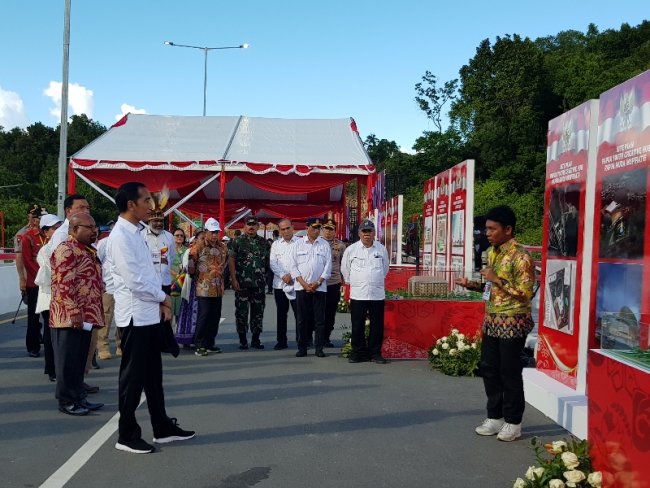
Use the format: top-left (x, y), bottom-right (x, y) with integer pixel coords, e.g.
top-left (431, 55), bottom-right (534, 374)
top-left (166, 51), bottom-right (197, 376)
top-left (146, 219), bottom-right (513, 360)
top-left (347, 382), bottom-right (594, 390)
top-left (70, 114), bottom-right (374, 174)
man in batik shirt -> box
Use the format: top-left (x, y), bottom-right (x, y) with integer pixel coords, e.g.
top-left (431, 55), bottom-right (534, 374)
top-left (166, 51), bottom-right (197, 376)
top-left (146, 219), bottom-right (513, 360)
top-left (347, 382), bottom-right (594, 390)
top-left (50, 213), bottom-right (105, 416)
top-left (456, 205), bottom-right (535, 442)
top-left (228, 217), bottom-right (270, 349)
top-left (188, 218), bottom-right (228, 356)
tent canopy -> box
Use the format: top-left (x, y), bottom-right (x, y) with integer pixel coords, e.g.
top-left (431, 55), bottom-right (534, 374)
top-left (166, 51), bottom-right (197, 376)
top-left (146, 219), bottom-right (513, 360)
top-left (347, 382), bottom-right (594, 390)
top-left (69, 114), bottom-right (375, 225)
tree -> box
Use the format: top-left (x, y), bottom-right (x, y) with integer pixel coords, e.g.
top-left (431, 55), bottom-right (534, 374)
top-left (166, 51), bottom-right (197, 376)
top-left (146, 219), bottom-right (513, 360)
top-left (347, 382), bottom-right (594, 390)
top-left (414, 71), bottom-right (458, 133)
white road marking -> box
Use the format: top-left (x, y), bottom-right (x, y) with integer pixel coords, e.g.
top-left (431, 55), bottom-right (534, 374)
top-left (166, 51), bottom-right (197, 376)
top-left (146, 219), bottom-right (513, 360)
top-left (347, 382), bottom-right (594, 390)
top-left (39, 396), bottom-right (145, 488)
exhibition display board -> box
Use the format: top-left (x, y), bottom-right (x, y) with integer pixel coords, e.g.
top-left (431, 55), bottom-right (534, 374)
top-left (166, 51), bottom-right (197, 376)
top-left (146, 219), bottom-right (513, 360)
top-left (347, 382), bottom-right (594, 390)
top-left (422, 160), bottom-right (475, 287)
top-left (380, 195), bottom-right (403, 265)
top-left (589, 70), bottom-right (650, 354)
top-left (537, 100), bottom-right (598, 390)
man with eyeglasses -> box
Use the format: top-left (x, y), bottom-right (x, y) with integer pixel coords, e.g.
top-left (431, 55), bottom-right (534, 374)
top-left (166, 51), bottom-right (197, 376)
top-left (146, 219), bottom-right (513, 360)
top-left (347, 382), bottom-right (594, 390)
top-left (50, 213), bottom-right (105, 416)
top-left (287, 217), bottom-right (332, 358)
top-left (341, 219), bottom-right (389, 364)
top-left (269, 219), bottom-right (300, 350)
top-left (228, 217), bottom-right (270, 349)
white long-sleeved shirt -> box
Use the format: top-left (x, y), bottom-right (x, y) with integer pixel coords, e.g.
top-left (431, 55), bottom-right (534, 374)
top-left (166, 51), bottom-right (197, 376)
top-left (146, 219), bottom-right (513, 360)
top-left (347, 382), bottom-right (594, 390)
top-left (106, 216), bottom-right (166, 327)
top-left (269, 235), bottom-right (300, 289)
top-left (96, 237), bottom-right (115, 294)
top-left (341, 240), bottom-right (389, 300)
top-left (34, 241), bottom-right (55, 313)
top-left (140, 227), bottom-right (176, 286)
top-left (288, 236), bottom-right (332, 293)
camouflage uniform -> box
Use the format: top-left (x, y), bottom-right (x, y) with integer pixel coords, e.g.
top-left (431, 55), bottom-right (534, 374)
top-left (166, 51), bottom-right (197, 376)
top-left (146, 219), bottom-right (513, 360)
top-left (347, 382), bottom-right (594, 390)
top-left (229, 234), bottom-right (270, 334)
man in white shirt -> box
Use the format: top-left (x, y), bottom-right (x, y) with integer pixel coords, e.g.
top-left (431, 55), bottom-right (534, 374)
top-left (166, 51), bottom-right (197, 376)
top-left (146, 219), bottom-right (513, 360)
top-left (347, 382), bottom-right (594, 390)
top-left (141, 212), bottom-right (176, 290)
top-left (341, 219), bottom-right (390, 364)
top-left (96, 232), bottom-right (121, 360)
top-left (106, 182), bottom-right (195, 455)
top-left (269, 219), bottom-right (300, 350)
top-left (287, 217), bottom-right (332, 358)
top-left (49, 194), bottom-right (91, 251)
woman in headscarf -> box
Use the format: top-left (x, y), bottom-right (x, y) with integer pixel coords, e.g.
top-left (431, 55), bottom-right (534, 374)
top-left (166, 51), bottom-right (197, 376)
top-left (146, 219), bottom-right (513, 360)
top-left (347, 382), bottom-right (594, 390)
top-left (175, 230), bottom-right (203, 347)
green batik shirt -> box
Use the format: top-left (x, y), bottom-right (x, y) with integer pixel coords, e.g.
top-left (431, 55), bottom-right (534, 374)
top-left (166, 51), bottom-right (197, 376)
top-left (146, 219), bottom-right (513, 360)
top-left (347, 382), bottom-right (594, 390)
top-left (229, 234), bottom-right (270, 289)
top-left (485, 238), bottom-right (535, 315)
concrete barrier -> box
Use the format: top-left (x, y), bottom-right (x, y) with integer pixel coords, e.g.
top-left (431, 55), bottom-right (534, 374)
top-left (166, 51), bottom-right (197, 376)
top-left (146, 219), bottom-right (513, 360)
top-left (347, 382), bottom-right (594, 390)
top-left (0, 265), bottom-right (26, 316)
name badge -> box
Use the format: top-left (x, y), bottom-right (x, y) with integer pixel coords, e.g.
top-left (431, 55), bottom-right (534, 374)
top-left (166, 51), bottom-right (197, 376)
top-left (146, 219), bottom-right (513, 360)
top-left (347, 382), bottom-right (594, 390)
top-left (482, 281), bottom-right (492, 301)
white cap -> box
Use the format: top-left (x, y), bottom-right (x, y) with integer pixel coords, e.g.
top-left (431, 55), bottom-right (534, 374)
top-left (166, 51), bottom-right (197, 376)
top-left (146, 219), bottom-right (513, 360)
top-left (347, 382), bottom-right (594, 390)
top-left (204, 217), bottom-right (221, 232)
top-left (605, 201), bottom-right (620, 213)
top-left (39, 214), bottom-right (63, 229)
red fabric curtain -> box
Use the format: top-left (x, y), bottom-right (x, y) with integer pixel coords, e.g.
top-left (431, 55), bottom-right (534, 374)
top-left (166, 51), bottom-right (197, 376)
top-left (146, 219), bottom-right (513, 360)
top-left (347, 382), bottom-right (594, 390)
top-left (76, 169), bottom-right (216, 192)
top-left (235, 173), bottom-right (354, 195)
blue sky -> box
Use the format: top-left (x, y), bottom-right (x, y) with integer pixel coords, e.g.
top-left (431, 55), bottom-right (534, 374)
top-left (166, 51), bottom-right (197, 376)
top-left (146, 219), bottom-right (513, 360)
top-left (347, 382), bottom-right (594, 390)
top-left (1, 1), bottom-right (648, 151)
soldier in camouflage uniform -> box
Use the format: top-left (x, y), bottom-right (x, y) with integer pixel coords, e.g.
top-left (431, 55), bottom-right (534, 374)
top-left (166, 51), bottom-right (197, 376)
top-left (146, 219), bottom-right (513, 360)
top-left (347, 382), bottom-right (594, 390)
top-left (228, 217), bottom-right (270, 349)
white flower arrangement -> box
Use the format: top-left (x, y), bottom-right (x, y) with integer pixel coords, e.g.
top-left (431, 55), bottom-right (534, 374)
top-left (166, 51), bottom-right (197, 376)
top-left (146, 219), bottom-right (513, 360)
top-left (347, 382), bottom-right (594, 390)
top-left (513, 437), bottom-right (602, 488)
top-left (428, 328), bottom-right (481, 377)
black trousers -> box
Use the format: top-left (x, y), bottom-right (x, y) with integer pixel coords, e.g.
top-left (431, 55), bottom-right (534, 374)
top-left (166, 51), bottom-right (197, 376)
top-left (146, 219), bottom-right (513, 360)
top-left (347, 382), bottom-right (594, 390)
top-left (25, 286), bottom-right (41, 354)
top-left (194, 296), bottom-right (223, 349)
top-left (51, 327), bottom-right (91, 406)
top-left (42, 311), bottom-right (55, 376)
top-left (274, 288), bottom-right (297, 345)
top-left (118, 322), bottom-right (170, 442)
top-left (480, 334), bottom-right (526, 424)
top-left (324, 284), bottom-right (341, 342)
top-left (296, 290), bottom-right (326, 352)
top-left (350, 299), bottom-right (385, 360)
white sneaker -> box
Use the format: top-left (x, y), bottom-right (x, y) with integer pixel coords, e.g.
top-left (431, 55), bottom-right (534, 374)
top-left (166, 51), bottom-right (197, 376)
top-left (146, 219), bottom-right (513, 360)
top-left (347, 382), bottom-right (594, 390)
top-left (475, 418), bottom-right (505, 436)
top-left (497, 422), bottom-right (522, 442)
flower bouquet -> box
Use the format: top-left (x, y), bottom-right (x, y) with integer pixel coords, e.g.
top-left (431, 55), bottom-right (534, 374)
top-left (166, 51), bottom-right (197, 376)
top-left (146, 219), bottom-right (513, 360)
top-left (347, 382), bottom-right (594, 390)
top-left (513, 437), bottom-right (602, 488)
top-left (428, 328), bottom-right (481, 376)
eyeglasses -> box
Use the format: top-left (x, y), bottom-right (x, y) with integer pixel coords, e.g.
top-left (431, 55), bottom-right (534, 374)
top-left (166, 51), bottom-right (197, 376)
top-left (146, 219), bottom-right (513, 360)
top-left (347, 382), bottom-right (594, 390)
top-left (77, 224), bottom-right (98, 230)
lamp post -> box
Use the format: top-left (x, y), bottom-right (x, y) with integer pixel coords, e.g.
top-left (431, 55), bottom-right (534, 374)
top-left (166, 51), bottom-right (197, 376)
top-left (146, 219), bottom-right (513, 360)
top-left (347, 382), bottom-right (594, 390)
top-left (164, 41), bottom-right (248, 116)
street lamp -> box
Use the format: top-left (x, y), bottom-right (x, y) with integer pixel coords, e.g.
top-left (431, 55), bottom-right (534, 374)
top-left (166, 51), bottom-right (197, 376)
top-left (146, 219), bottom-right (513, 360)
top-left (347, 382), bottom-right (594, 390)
top-left (164, 41), bottom-right (248, 116)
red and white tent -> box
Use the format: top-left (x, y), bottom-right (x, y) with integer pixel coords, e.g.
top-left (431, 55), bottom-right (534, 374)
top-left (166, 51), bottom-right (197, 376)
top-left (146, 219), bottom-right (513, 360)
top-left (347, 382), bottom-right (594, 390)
top-left (69, 114), bottom-right (375, 229)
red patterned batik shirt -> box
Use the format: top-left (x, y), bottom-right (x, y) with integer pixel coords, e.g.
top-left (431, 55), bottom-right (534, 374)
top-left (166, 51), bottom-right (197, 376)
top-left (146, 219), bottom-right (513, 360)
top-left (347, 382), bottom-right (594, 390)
top-left (50, 236), bottom-right (105, 329)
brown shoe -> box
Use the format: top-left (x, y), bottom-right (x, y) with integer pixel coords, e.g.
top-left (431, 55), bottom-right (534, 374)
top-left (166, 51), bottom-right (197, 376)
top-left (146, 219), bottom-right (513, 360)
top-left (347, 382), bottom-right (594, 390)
top-left (116, 349), bottom-right (123, 357)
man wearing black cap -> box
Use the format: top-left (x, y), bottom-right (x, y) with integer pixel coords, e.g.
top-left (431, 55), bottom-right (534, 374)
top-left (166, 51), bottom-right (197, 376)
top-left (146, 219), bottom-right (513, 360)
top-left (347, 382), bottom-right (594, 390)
top-left (341, 219), bottom-right (389, 363)
top-left (321, 218), bottom-right (346, 347)
top-left (228, 217), bottom-right (270, 349)
top-left (287, 217), bottom-right (332, 357)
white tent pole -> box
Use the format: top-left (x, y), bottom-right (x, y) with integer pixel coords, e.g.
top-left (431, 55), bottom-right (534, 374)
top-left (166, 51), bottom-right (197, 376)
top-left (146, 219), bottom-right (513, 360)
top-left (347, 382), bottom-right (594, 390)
top-left (225, 208), bottom-right (251, 228)
top-left (164, 172), bottom-right (220, 216)
top-left (74, 170), bottom-right (115, 204)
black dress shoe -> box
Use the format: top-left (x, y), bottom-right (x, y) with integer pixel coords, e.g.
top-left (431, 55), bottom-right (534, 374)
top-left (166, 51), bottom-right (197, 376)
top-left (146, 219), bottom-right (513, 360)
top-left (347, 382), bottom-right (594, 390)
top-left (273, 343), bottom-right (288, 350)
top-left (79, 398), bottom-right (104, 411)
top-left (59, 403), bottom-right (89, 416)
top-left (49, 375), bottom-right (56, 382)
top-left (315, 350), bottom-right (326, 358)
top-left (295, 349), bottom-right (307, 357)
top-left (371, 356), bottom-right (388, 364)
top-left (239, 343), bottom-right (249, 350)
top-left (28, 351), bottom-right (40, 358)
top-left (251, 342), bottom-right (265, 350)
top-left (348, 356), bottom-right (368, 363)
top-left (83, 382), bottom-right (100, 394)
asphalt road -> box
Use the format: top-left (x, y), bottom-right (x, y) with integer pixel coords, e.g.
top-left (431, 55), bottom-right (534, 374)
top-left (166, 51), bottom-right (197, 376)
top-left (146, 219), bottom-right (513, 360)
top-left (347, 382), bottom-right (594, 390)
top-left (0, 290), bottom-right (567, 488)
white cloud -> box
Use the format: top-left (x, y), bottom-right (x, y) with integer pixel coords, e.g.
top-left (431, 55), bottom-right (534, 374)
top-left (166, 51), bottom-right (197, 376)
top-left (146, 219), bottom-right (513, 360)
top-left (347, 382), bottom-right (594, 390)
top-left (115, 103), bottom-right (147, 121)
top-left (0, 86), bottom-right (29, 129)
top-left (399, 146), bottom-right (417, 155)
top-left (44, 81), bottom-right (94, 120)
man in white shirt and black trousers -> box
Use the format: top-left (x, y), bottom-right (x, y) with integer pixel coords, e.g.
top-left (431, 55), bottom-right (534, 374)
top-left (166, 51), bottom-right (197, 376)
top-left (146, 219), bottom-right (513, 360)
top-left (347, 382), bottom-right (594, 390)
top-left (287, 217), bottom-right (332, 358)
top-left (269, 219), bottom-right (300, 350)
top-left (106, 182), bottom-right (195, 454)
top-left (341, 219), bottom-right (390, 364)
